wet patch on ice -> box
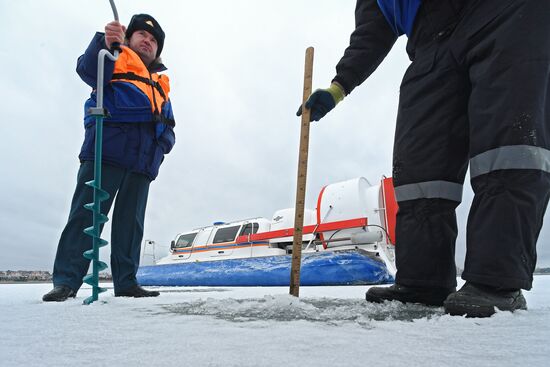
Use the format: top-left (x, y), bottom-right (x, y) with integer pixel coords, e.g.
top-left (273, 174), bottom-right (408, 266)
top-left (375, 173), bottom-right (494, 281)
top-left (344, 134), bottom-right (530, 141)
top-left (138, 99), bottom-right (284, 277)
top-left (160, 294), bottom-right (444, 325)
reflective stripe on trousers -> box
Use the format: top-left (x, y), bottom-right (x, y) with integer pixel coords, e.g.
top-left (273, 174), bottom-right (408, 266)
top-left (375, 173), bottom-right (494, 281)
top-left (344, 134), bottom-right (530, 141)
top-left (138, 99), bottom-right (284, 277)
top-left (395, 145), bottom-right (550, 202)
top-left (394, 180), bottom-right (463, 202)
top-left (470, 145), bottom-right (550, 178)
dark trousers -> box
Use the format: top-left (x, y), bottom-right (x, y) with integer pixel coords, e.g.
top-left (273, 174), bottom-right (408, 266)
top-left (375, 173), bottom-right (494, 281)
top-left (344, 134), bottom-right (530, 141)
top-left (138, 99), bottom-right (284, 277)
top-left (393, 0), bottom-right (550, 290)
top-left (52, 161), bottom-right (150, 291)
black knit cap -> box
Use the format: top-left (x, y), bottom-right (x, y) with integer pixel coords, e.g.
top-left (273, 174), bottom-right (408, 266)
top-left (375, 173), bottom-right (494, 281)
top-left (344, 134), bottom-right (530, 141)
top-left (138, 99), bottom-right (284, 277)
top-left (126, 14), bottom-right (165, 57)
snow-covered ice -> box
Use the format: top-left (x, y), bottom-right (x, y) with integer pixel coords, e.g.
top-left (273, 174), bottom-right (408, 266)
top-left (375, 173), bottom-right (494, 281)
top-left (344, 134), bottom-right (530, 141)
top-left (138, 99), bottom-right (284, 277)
top-left (1, 277), bottom-right (549, 367)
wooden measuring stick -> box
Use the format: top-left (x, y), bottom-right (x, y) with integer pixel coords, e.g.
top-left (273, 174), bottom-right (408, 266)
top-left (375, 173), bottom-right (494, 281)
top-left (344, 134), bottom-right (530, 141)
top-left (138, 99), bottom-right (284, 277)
top-left (290, 47), bottom-right (314, 297)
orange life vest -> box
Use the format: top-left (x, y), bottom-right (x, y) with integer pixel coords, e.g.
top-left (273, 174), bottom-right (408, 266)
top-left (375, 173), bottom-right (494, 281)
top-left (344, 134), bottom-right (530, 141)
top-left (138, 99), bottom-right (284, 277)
top-left (111, 46), bottom-right (172, 124)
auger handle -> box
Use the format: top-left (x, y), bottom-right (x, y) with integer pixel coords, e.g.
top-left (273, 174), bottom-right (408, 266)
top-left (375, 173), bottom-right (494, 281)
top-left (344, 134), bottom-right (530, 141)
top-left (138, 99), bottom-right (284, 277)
top-left (109, 0), bottom-right (122, 54)
top-left (109, 0), bottom-right (119, 21)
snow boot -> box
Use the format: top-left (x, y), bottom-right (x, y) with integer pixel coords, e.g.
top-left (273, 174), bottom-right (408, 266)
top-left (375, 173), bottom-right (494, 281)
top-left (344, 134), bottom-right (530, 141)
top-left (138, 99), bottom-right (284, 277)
top-left (42, 285), bottom-right (77, 302)
top-left (444, 282), bottom-right (527, 317)
top-left (366, 284), bottom-right (455, 306)
top-left (114, 285), bottom-right (160, 298)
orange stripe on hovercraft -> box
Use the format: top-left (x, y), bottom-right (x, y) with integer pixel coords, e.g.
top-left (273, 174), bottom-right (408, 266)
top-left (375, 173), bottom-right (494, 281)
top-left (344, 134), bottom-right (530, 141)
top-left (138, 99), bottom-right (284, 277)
top-left (235, 217), bottom-right (368, 244)
top-left (173, 242), bottom-right (270, 254)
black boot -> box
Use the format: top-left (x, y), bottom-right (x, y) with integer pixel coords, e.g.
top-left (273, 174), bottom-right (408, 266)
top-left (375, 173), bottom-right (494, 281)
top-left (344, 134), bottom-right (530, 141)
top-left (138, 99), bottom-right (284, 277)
top-left (42, 285), bottom-right (77, 302)
top-left (366, 284), bottom-right (456, 306)
top-left (444, 282), bottom-right (527, 317)
top-left (114, 285), bottom-right (160, 298)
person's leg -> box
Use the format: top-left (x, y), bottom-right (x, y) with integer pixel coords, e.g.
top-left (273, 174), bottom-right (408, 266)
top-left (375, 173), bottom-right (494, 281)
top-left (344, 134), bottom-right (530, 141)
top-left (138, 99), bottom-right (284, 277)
top-left (366, 31), bottom-right (470, 305)
top-left (46, 162), bottom-right (123, 299)
top-left (109, 170), bottom-right (151, 294)
top-left (444, 0), bottom-right (550, 316)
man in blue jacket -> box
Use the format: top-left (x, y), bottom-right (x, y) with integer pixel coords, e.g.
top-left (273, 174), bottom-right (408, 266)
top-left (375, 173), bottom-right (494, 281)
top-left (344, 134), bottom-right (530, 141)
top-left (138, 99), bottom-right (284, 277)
top-left (299, 0), bottom-right (550, 317)
top-left (43, 14), bottom-right (175, 301)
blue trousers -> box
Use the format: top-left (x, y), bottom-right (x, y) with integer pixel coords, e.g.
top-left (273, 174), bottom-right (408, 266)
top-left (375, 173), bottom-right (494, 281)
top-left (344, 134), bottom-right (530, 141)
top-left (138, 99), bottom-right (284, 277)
top-left (52, 161), bottom-right (151, 292)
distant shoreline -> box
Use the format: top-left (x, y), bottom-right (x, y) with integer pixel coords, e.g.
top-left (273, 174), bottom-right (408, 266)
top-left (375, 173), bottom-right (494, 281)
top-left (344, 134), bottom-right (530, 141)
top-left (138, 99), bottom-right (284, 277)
top-left (0, 280), bottom-right (52, 284)
top-left (1, 268), bottom-right (549, 284)
top-left (0, 270), bottom-right (112, 284)
top-left (1, 273), bottom-right (549, 285)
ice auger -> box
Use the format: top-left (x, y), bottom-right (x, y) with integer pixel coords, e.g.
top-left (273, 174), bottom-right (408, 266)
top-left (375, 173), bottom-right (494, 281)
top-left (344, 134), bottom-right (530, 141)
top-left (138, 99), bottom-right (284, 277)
top-left (82, 0), bottom-right (120, 305)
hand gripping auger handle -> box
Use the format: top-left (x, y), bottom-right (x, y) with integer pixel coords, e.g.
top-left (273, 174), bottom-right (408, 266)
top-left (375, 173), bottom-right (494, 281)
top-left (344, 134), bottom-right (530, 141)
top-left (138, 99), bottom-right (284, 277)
top-left (82, 0), bottom-right (120, 305)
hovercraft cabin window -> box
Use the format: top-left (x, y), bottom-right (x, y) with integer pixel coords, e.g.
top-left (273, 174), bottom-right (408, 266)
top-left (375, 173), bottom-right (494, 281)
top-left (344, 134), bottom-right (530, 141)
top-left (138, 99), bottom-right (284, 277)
top-left (212, 225), bottom-right (241, 244)
top-left (239, 223), bottom-right (259, 236)
top-left (175, 233), bottom-right (197, 248)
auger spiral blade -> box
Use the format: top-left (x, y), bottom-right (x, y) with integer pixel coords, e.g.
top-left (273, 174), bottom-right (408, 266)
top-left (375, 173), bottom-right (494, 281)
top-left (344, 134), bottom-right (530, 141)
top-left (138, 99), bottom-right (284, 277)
top-left (82, 123), bottom-right (112, 305)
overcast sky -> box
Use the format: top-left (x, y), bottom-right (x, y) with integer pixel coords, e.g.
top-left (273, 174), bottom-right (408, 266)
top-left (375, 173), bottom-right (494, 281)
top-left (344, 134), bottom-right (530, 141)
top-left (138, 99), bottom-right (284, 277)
top-left (1, 0), bottom-right (549, 270)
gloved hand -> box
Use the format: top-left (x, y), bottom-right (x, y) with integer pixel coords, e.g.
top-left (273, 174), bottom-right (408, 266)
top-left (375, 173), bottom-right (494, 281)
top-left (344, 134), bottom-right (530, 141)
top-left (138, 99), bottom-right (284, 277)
top-left (296, 82), bottom-right (346, 122)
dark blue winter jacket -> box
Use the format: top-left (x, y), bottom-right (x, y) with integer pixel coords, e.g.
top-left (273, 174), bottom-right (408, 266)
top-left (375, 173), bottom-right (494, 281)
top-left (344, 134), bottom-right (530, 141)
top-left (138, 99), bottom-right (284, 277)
top-left (77, 32), bottom-right (176, 180)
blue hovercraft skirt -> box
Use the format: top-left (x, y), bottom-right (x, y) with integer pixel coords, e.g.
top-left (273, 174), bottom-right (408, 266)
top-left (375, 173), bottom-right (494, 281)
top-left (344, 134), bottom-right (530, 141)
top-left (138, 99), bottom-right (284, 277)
top-left (137, 251), bottom-right (394, 287)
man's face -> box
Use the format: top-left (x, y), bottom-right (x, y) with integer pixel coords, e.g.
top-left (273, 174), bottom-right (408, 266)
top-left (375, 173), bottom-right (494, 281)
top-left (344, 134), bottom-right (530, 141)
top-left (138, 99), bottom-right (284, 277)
top-left (128, 30), bottom-right (158, 66)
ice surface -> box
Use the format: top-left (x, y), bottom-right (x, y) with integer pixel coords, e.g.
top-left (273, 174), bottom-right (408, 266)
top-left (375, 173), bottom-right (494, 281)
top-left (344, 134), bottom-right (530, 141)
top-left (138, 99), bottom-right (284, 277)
top-left (1, 277), bottom-right (549, 367)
